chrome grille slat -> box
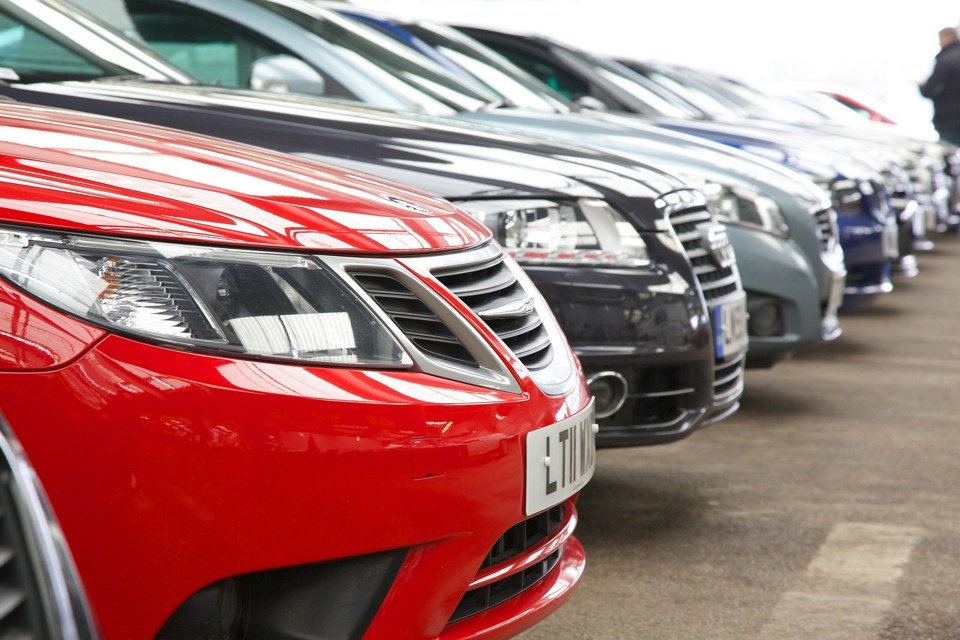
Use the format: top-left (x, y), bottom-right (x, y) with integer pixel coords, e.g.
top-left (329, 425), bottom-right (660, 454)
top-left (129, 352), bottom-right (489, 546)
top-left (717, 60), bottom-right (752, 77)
top-left (351, 271), bottom-right (478, 366)
top-left (488, 313), bottom-right (544, 340)
top-left (433, 253), bottom-right (553, 372)
top-left (665, 200), bottom-right (745, 415)
top-left (506, 327), bottom-right (552, 360)
top-left (669, 210), bottom-right (714, 226)
top-left (438, 261), bottom-right (518, 298)
top-left (695, 272), bottom-right (741, 289)
top-left (813, 207), bottom-right (840, 253)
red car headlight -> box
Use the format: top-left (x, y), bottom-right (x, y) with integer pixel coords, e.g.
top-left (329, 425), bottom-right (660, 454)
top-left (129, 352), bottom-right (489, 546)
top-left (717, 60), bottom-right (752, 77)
top-left (0, 226), bottom-right (411, 367)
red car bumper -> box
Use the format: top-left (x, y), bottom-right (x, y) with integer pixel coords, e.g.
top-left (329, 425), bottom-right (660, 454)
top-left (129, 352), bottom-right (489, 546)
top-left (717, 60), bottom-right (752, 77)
top-left (2, 323), bottom-right (590, 639)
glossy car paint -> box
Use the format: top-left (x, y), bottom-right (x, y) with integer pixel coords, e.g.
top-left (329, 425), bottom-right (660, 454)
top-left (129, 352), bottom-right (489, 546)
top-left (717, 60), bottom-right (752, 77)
top-left (457, 27), bottom-right (901, 304)
top-left (0, 413), bottom-right (99, 639)
top-left (0, 102), bottom-right (593, 639)
top-left (98, 0), bottom-right (836, 366)
top-left (0, 0), bottom-right (742, 445)
top-left (10, 78), bottom-right (721, 440)
top-left (334, 11), bottom-right (846, 365)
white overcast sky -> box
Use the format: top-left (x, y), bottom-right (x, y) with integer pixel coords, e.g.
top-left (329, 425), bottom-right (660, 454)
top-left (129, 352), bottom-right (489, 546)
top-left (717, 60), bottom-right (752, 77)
top-left (349, 0), bottom-right (960, 128)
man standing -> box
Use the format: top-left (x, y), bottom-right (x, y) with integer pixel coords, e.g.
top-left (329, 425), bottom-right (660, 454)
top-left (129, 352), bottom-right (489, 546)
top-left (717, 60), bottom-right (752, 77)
top-left (920, 27), bottom-right (960, 146)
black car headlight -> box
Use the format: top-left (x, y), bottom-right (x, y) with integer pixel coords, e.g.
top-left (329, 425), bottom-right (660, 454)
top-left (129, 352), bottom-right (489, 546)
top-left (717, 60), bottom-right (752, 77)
top-left (0, 226), bottom-right (410, 367)
top-left (456, 198), bottom-right (652, 268)
top-left (700, 182), bottom-right (788, 237)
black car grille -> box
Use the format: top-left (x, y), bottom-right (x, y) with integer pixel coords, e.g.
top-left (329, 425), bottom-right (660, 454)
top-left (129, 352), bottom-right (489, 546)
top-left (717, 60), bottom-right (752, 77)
top-left (432, 253), bottom-right (553, 371)
top-left (666, 202), bottom-right (744, 408)
top-left (713, 352), bottom-right (746, 404)
top-left (350, 271), bottom-right (479, 367)
top-left (449, 503), bottom-right (566, 624)
top-left (813, 207), bottom-right (840, 253)
top-left (0, 467), bottom-right (48, 639)
top-left (668, 205), bottom-right (739, 301)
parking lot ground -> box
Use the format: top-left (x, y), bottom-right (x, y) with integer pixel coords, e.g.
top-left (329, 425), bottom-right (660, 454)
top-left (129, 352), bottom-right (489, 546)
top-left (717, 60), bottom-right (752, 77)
top-left (518, 232), bottom-right (960, 640)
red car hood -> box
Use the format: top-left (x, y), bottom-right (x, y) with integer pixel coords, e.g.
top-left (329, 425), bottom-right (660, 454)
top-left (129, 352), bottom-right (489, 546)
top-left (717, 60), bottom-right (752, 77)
top-left (0, 103), bottom-right (489, 253)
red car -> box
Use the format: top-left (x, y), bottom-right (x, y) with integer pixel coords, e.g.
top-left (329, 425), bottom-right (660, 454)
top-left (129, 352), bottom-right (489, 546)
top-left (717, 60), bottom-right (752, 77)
top-left (0, 102), bottom-right (595, 640)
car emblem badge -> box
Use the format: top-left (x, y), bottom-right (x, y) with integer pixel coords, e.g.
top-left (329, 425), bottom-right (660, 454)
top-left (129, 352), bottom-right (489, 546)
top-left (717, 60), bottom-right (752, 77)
top-left (699, 224), bottom-right (736, 269)
top-left (385, 195), bottom-right (430, 214)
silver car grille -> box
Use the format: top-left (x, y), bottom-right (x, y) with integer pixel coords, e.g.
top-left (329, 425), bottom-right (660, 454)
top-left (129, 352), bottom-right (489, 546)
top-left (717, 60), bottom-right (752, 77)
top-left (667, 204), bottom-right (740, 302)
top-left (326, 243), bottom-right (576, 396)
top-left (662, 191), bottom-right (745, 410)
top-left (813, 207), bottom-right (840, 253)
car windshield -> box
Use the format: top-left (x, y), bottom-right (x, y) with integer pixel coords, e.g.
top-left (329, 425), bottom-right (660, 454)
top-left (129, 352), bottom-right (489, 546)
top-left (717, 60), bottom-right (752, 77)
top-left (581, 53), bottom-right (703, 119)
top-left (248, 0), bottom-right (500, 113)
top-left (402, 21), bottom-right (572, 114)
top-left (0, 0), bottom-right (193, 83)
top-left (631, 63), bottom-right (745, 119)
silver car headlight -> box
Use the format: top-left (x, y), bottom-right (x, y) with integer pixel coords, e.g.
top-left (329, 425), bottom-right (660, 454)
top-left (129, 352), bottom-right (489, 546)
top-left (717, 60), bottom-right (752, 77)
top-left (0, 226), bottom-right (410, 367)
top-left (456, 198), bottom-right (651, 268)
top-left (700, 182), bottom-right (788, 237)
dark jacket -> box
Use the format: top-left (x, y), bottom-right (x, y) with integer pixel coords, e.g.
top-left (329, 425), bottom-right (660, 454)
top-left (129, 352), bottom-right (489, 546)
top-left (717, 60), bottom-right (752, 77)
top-left (921, 40), bottom-right (960, 134)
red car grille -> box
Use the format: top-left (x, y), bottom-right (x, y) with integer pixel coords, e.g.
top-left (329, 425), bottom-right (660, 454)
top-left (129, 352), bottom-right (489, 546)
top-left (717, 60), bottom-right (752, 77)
top-left (448, 500), bottom-right (575, 624)
top-left (432, 253), bottom-right (553, 370)
top-left (352, 252), bottom-right (552, 371)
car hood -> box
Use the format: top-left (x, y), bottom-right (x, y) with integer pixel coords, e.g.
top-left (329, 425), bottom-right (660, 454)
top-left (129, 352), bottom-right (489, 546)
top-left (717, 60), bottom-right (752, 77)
top-left (1, 81), bottom-right (688, 229)
top-left (649, 116), bottom-right (877, 182)
top-left (0, 102), bottom-right (491, 253)
top-left (459, 109), bottom-right (832, 212)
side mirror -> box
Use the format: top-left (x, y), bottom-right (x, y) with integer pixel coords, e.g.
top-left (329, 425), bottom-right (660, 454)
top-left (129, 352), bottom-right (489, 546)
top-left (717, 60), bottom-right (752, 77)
top-left (249, 55), bottom-right (325, 95)
top-left (574, 95), bottom-right (608, 112)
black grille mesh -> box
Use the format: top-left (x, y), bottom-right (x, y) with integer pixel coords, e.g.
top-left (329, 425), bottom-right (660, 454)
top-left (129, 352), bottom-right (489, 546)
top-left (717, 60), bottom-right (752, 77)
top-left (352, 253), bottom-right (553, 372)
top-left (350, 271), bottom-right (478, 366)
top-left (449, 503), bottom-right (565, 624)
top-left (433, 254), bottom-right (553, 370)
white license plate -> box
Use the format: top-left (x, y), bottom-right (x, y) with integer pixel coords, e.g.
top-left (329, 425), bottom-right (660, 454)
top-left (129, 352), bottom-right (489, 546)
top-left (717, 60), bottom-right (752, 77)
top-left (525, 399), bottom-right (596, 516)
top-left (882, 225), bottom-right (899, 259)
top-left (714, 297), bottom-right (748, 359)
top-left (827, 271), bottom-right (846, 311)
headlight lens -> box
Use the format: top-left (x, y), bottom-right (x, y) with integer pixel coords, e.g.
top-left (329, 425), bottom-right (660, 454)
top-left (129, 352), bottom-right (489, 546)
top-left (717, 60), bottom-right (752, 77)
top-left (821, 178), bottom-right (888, 220)
top-left (456, 198), bottom-right (651, 268)
top-left (701, 183), bottom-right (788, 236)
top-left (0, 227), bottom-right (409, 367)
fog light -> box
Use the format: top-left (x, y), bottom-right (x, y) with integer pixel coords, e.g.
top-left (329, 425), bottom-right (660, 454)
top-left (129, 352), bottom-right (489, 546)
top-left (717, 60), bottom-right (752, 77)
top-left (587, 371), bottom-right (628, 419)
top-left (748, 301), bottom-right (784, 337)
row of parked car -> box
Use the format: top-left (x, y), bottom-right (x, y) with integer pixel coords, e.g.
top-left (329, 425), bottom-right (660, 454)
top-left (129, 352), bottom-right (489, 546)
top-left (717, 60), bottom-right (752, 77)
top-left (0, 1), bottom-right (955, 638)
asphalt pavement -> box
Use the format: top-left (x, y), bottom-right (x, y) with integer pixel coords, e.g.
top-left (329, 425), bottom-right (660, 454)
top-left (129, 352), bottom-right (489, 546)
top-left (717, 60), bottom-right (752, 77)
top-left (518, 232), bottom-right (960, 640)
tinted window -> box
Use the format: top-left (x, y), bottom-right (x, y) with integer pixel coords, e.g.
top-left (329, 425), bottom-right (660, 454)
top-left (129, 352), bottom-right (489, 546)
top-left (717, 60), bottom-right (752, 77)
top-left (488, 43), bottom-right (590, 101)
top-left (0, 12), bottom-right (104, 81)
top-left (120, 0), bottom-right (348, 97)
